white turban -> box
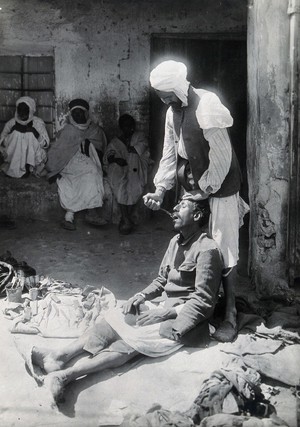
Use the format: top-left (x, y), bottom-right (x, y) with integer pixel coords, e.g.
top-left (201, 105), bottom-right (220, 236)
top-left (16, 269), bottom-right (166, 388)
top-left (15, 96), bottom-right (36, 125)
top-left (150, 60), bottom-right (190, 107)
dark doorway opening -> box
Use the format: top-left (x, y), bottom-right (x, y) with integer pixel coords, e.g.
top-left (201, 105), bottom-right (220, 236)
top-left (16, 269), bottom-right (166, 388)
top-left (149, 34), bottom-right (248, 203)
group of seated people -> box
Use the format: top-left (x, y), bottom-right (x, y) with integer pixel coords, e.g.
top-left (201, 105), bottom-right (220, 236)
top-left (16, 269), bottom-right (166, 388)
top-left (0, 96), bottom-right (151, 234)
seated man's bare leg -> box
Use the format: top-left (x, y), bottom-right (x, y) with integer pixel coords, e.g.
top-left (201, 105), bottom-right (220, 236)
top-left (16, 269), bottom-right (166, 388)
top-left (32, 334), bottom-right (88, 374)
top-left (45, 349), bottom-right (139, 402)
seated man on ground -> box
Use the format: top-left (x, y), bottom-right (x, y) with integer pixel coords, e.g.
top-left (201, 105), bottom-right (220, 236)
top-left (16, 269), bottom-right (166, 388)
top-left (0, 96), bottom-right (50, 178)
top-left (105, 114), bottom-right (151, 234)
top-left (31, 194), bottom-right (223, 403)
top-left (46, 98), bottom-right (107, 230)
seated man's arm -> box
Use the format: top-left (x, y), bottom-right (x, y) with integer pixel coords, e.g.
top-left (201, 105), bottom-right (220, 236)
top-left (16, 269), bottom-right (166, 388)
top-left (90, 127), bottom-right (107, 164)
top-left (123, 239), bottom-right (174, 314)
top-left (32, 117), bottom-right (50, 148)
top-left (0, 119), bottom-right (15, 147)
top-left (171, 248), bottom-right (223, 338)
top-left (122, 273), bottom-right (168, 315)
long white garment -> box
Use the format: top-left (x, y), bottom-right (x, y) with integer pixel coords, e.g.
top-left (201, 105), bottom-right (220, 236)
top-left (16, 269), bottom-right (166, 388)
top-left (105, 131), bottom-right (150, 205)
top-left (57, 143), bottom-right (105, 213)
top-left (104, 301), bottom-right (183, 358)
top-left (0, 117), bottom-right (50, 178)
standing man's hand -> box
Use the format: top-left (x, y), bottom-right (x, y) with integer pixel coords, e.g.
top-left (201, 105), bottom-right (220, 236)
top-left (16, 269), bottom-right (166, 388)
top-left (143, 193), bottom-right (163, 210)
top-left (143, 187), bottom-right (166, 211)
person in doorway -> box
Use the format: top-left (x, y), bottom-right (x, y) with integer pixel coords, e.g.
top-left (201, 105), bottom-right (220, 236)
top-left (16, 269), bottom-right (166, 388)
top-left (143, 60), bottom-right (249, 342)
top-left (46, 98), bottom-right (107, 230)
top-left (105, 114), bottom-right (151, 234)
top-left (0, 96), bottom-right (50, 178)
top-left (31, 194), bottom-right (223, 403)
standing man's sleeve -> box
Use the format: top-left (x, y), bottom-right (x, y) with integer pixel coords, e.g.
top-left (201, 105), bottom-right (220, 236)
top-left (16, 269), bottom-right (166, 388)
top-left (198, 127), bottom-right (232, 194)
top-left (153, 108), bottom-right (177, 191)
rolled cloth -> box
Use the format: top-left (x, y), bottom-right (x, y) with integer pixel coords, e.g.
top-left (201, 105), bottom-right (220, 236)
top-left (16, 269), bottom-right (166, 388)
top-left (150, 60), bottom-right (190, 106)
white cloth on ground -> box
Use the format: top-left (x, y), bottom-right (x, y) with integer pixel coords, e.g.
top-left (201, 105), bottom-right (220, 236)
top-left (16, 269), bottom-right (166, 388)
top-left (104, 300), bottom-right (183, 357)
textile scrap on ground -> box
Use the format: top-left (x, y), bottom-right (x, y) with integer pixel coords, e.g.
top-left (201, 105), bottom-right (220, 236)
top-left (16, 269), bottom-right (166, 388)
top-left (0, 277), bottom-right (299, 426)
top-left (3, 278), bottom-right (116, 337)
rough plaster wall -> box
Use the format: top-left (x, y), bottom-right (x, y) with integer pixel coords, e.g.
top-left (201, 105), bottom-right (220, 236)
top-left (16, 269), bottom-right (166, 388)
top-left (0, 0), bottom-right (247, 138)
top-left (247, 0), bottom-right (290, 295)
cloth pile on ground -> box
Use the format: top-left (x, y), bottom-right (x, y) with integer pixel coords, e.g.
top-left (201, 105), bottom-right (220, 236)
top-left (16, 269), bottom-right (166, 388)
top-left (3, 278), bottom-right (116, 338)
top-left (1, 275), bottom-right (299, 426)
top-left (119, 315), bottom-right (300, 426)
top-left (0, 251), bottom-right (36, 296)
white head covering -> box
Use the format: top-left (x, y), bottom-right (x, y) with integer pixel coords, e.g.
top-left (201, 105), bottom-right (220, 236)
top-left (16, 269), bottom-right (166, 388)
top-left (150, 60), bottom-right (190, 107)
top-left (15, 96), bottom-right (36, 125)
top-left (68, 99), bottom-right (91, 131)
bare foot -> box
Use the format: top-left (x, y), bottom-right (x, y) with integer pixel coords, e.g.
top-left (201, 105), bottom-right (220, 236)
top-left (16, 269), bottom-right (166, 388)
top-left (44, 371), bottom-right (68, 403)
top-left (31, 347), bottom-right (64, 374)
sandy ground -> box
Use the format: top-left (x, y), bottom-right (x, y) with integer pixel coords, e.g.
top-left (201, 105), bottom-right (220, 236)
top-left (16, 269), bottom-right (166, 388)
top-left (0, 212), bottom-right (174, 300)
top-left (0, 214), bottom-right (298, 426)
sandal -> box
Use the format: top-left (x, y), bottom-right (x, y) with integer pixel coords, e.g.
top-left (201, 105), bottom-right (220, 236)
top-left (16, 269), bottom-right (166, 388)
top-left (118, 219), bottom-right (133, 235)
top-left (212, 320), bottom-right (237, 343)
top-left (61, 219), bottom-right (76, 231)
top-left (85, 215), bottom-right (108, 227)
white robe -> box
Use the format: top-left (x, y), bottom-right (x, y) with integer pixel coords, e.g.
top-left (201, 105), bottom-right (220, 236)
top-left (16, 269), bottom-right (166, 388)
top-left (0, 117), bottom-right (49, 178)
top-left (57, 143), bottom-right (104, 213)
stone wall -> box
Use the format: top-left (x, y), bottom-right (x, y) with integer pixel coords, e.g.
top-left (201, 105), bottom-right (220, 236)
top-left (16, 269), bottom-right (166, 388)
top-left (247, 0), bottom-right (290, 295)
top-left (0, 0), bottom-right (247, 138)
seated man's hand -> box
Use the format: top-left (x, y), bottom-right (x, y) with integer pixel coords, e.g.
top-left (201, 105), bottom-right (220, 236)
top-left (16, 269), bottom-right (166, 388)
top-left (114, 157), bottom-right (128, 167)
top-left (136, 308), bottom-right (175, 326)
top-left (107, 155), bottom-right (115, 164)
top-left (143, 192), bottom-right (164, 211)
top-left (0, 146), bottom-right (7, 161)
top-left (127, 146), bottom-right (137, 154)
top-left (122, 293), bottom-right (145, 315)
top-left (26, 123), bottom-right (40, 140)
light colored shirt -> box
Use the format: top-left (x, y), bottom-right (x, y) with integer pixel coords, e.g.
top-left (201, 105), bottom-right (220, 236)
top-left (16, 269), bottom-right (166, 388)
top-left (153, 107), bottom-right (232, 195)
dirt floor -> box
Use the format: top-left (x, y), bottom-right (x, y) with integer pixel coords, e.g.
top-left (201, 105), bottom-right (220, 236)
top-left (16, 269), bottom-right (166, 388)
top-left (0, 214), bottom-right (298, 426)
top-left (0, 211), bottom-right (251, 298)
